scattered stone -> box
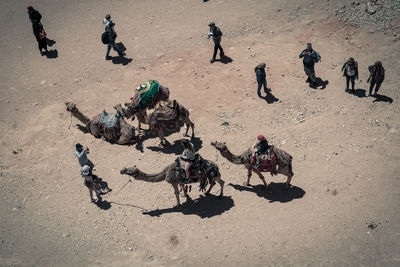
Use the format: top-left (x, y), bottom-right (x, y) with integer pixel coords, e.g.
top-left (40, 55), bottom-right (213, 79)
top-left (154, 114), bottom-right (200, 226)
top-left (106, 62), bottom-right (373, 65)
top-left (40, 80), bottom-right (46, 85)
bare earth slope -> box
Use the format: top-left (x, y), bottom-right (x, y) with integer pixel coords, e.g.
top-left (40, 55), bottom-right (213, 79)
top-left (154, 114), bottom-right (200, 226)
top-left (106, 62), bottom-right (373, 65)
top-left (0, 0), bottom-right (399, 266)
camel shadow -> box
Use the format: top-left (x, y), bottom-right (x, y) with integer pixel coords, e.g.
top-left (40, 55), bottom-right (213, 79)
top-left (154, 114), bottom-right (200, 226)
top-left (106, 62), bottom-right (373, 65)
top-left (142, 195), bottom-right (234, 218)
top-left (228, 182), bottom-right (305, 203)
top-left (353, 88), bottom-right (366, 98)
top-left (146, 137), bottom-right (203, 155)
top-left (263, 91), bottom-right (279, 104)
top-left (373, 93), bottom-right (393, 103)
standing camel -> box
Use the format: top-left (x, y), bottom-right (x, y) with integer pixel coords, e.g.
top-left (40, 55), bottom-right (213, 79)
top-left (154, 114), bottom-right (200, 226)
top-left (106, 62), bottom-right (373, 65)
top-left (211, 141), bottom-right (293, 189)
top-left (120, 157), bottom-right (224, 207)
top-left (65, 102), bottom-right (137, 145)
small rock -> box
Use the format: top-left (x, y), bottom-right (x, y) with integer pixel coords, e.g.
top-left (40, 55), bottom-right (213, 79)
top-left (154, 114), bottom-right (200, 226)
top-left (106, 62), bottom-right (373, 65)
top-left (40, 80), bottom-right (46, 85)
top-left (74, 79), bottom-right (79, 82)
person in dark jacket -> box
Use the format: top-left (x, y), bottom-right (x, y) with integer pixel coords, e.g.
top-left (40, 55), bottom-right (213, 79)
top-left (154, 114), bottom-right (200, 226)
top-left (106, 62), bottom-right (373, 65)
top-left (341, 57), bottom-right (358, 94)
top-left (299, 43), bottom-right (319, 88)
top-left (27, 6), bottom-right (47, 54)
top-left (105, 20), bottom-right (125, 60)
top-left (208, 22), bottom-right (224, 63)
top-left (368, 61), bottom-right (385, 96)
top-left (254, 63), bottom-right (270, 98)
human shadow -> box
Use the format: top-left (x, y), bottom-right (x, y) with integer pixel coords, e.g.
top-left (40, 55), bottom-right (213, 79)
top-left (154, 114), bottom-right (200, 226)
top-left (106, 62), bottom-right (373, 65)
top-left (353, 88), bottom-right (366, 98)
top-left (142, 195), bottom-right (234, 218)
top-left (45, 49), bottom-right (58, 59)
top-left (311, 77), bottom-right (328, 89)
top-left (95, 199), bottom-right (111, 210)
top-left (93, 174), bottom-right (112, 195)
top-left (146, 137), bottom-right (203, 155)
top-left (263, 91), bottom-right (279, 104)
top-left (228, 182), bottom-right (305, 203)
top-left (46, 38), bottom-right (56, 47)
top-left (373, 93), bottom-right (393, 103)
top-left (214, 55), bottom-right (233, 64)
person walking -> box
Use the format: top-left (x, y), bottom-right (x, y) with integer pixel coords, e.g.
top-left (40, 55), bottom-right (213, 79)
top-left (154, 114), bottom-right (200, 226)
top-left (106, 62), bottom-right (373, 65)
top-left (368, 61), bottom-right (385, 96)
top-left (27, 6), bottom-right (47, 54)
top-left (104, 15), bottom-right (125, 60)
top-left (208, 22), bottom-right (224, 63)
top-left (254, 63), bottom-right (270, 98)
top-left (299, 43), bottom-right (320, 88)
top-left (341, 57), bottom-right (358, 94)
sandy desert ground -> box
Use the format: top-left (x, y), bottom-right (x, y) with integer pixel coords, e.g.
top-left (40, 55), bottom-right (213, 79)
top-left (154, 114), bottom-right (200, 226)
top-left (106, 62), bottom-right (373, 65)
top-left (0, 0), bottom-right (399, 266)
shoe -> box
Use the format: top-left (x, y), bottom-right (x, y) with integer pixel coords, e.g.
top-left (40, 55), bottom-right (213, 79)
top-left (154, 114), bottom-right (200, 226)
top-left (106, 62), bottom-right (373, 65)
top-left (220, 52), bottom-right (225, 57)
top-left (345, 88), bottom-right (349, 93)
top-left (105, 56), bottom-right (112, 60)
top-left (210, 59), bottom-right (215, 63)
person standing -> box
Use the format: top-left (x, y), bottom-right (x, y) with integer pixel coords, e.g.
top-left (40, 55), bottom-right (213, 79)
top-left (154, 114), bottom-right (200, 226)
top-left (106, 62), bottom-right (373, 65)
top-left (208, 22), bottom-right (224, 63)
top-left (104, 15), bottom-right (125, 60)
top-left (368, 61), bottom-right (385, 96)
top-left (254, 63), bottom-right (270, 98)
top-left (27, 6), bottom-right (47, 54)
top-left (81, 165), bottom-right (101, 203)
top-left (341, 57), bottom-right (358, 94)
top-left (299, 43), bottom-right (320, 88)
top-left (75, 143), bottom-right (94, 169)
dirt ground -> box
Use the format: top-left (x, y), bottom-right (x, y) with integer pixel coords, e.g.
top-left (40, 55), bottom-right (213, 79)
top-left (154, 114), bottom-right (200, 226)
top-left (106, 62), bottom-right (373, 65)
top-left (1, 0), bottom-right (399, 266)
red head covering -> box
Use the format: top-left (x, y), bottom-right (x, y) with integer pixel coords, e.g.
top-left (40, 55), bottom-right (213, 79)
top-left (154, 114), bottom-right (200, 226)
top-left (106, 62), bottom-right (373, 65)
top-left (27, 6), bottom-right (33, 10)
top-left (257, 135), bottom-right (266, 141)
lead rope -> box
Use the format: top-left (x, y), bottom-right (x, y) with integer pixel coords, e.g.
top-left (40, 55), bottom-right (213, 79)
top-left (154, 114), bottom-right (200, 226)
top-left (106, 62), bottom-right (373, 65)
top-left (68, 113), bottom-right (72, 129)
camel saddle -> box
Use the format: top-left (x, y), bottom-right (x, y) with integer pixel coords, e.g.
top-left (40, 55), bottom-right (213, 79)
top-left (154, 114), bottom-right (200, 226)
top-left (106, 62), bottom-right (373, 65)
top-left (154, 100), bottom-right (178, 121)
top-left (99, 111), bottom-right (119, 129)
top-left (250, 150), bottom-right (277, 173)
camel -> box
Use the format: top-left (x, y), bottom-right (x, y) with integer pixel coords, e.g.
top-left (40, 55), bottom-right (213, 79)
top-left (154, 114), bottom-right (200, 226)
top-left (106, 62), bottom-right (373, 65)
top-left (120, 157), bottom-right (224, 207)
top-left (65, 101), bottom-right (138, 145)
top-left (127, 81), bottom-right (170, 130)
top-left (210, 141), bottom-right (294, 189)
top-left (115, 99), bottom-right (195, 146)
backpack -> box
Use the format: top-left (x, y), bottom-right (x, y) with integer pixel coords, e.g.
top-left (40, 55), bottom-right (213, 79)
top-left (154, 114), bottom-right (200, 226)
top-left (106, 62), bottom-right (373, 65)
top-left (101, 32), bottom-right (108, 44)
top-left (313, 51), bottom-right (321, 63)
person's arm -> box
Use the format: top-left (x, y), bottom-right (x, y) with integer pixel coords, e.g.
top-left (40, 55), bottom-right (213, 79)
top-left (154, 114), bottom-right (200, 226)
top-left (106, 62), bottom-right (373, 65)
top-left (341, 62), bottom-right (347, 72)
top-left (299, 50), bottom-right (304, 58)
top-left (355, 62), bottom-right (359, 79)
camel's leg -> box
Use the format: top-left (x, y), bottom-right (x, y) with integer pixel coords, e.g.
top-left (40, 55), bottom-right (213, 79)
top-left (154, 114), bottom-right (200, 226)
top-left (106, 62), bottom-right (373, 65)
top-left (214, 175), bottom-right (225, 198)
top-left (205, 180), bottom-right (216, 196)
top-left (254, 170), bottom-right (268, 190)
top-left (172, 183), bottom-right (181, 207)
top-left (278, 163), bottom-right (294, 189)
top-left (285, 174), bottom-right (293, 189)
top-left (244, 168), bottom-right (252, 186)
top-left (182, 116), bottom-right (195, 138)
top-left (158, 129), bottom-right (165, 146)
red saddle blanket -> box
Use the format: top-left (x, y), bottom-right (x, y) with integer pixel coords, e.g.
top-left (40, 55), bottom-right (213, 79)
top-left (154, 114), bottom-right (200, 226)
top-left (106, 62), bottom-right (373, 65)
top-left (250, 153), bottom-right (277, 172)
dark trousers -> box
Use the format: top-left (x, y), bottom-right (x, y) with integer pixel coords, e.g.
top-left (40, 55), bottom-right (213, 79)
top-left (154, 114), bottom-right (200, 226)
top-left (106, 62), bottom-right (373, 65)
top-left (212, 43), bottom-right (224, 60)
top-left (106, 42), bottom-right (123, 58)
top-left (257, 80), bottom-right (268, 98)
top-left (304, 64), bottom-right (316, 83)
top-left (369, 78), bottom-right (383, 95)
top-left (345, 75), bottom-right (355, 90)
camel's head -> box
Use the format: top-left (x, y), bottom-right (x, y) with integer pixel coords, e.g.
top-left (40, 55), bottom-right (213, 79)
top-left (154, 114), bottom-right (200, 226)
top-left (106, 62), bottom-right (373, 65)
top-left (210, 141), bottom-right (227, 151)
top-left (120, 166), bottom-right (140, 177)
top-left (114, 104), bottom-right (133, 119)
top-left (65, 101), bottom-right (78, 113)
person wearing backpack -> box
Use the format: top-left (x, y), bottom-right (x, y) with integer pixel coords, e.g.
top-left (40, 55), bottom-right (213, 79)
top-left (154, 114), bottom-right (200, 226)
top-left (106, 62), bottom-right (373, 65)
top-left (367, 61), bottom-right (385, 96)
top-left (254, 63), bottom-right (270, 98)
top-left (104, 18), bottom-right (125, 60)
top-left (27, 6), bottom-right (47, 54)
top-left (299, 43), bottom-right (320, 88)
top-left (341, 58), bottom-right (358, 94)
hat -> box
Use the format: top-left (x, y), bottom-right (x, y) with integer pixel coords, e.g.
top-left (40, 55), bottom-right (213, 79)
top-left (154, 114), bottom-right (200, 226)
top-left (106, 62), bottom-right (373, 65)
top-left (208, 22), bottom-right (215, 27)
top-left (76, 143), bottom-right (83, 150)
top-left (257, 135), bottom-right (266, 141)
top-left (81, 165), bottom-right (91, 177)
top-left (105, 14), bottom-right (111, 20)
top-left (27, 6), bottom-right (33, 10)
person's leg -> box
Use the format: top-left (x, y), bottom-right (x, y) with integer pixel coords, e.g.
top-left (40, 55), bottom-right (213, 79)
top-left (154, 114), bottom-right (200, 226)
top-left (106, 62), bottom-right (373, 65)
top-left (263, 80), bottom-right (270, 93)
top-left (257, 81), bottom-right (262, 98)
top-left (374, 81), bottom-right (382, 95)
top-left (369, 79), bottom-right (376, 96)
top-left (310, 66), bottom-right (316, 83)
top-left (112, 43), bottom-right (124, 56)
top-left (345, 76), bottom-right (350, 92)
top-left (350, 76), bottom-right (355, 92)
top-left (218, 43), bottom-right (224, 56)
top-left (106, 44), bottom-right (112, 59)
top-left (211, 44), bottom-right (218, 61)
